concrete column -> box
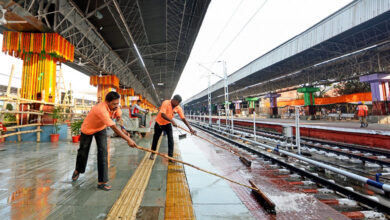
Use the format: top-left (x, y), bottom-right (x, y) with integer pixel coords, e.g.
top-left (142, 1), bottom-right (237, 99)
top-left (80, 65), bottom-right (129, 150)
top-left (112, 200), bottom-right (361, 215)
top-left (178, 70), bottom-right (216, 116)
top-left (232, 100), bottom-right (242, 115)
top-left (360, 73), bottom-right (390, 115)
top-left (265, 93), bottom-right (281, 118)
top-left (297, 87), bottom-right (320, 118)
top-left (245, 97), bottom-right (259, 115)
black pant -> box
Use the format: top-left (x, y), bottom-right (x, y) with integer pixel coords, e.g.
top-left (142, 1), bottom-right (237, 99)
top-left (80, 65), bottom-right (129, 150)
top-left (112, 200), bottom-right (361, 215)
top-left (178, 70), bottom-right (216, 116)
top-left (75, 129), bottom-right (108, 182)
top-left (151, 123), bottom-right (174, 157)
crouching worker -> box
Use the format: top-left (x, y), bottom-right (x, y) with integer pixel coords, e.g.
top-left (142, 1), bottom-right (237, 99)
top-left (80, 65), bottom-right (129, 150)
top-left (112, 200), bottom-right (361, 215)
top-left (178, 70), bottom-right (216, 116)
top-left (72, 91), bottom-right (137, 191)
top-left (149, 95), bottom-right (196, 161)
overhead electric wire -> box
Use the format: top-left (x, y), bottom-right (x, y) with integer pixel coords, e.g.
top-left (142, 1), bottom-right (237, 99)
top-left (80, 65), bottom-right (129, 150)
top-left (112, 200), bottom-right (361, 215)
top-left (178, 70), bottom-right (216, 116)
top-left (207, 0), bottom-right (245, 54)
top-left (212, 0), bottom-right (269, 65)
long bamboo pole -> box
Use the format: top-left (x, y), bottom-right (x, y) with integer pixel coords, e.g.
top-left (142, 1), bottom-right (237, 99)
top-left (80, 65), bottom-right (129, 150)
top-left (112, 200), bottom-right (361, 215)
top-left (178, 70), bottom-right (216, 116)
top-left (4, 123), bottom-right (41, 131)
top-left (0, 110), bottom-right (44, 115)
top-left (0, 129), bottom-right (42, 138)
top-left (134, 145), bottom-right (259, 192)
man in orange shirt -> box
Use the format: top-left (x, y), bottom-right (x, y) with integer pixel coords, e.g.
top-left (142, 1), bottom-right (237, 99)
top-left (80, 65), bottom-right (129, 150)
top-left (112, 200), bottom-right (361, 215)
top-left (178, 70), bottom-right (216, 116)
top-left (150, 95), bottom-right (195, 161)
top-left (356, 101), bottom-right (368, 128)
top-left (72, 91), bottom-right (137, 191)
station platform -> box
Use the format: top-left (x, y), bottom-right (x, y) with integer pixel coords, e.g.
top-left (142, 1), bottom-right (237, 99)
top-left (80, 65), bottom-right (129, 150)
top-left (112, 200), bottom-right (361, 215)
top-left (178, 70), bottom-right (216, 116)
top-left (0, 123), bottom-right (357, 220)
top-left (208, 116), bottom-right (390, 150)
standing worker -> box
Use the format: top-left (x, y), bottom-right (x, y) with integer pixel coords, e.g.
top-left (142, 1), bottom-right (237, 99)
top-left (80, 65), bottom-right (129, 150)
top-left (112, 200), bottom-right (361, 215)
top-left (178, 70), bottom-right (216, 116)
top-left (72, 91), bottom-right (137, 191)
top-left (356, 101), bottom-right (368, 128)
top-left (131, 100), bottom-right (148, 127)
top-left (149, 95), bottom-right (196, 161)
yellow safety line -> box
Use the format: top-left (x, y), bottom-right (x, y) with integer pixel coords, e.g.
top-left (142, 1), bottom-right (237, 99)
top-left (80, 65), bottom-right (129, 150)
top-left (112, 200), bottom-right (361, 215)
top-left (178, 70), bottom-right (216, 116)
top-left (165, 149), bottom-right (196, 220)
top-left (106, 138), bottom-right (162, 220)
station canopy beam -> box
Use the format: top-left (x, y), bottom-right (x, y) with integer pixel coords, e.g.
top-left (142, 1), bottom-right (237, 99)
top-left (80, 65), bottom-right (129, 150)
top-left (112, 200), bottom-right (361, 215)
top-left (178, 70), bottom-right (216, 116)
top-left (0, 0), bottom-right (210, 105)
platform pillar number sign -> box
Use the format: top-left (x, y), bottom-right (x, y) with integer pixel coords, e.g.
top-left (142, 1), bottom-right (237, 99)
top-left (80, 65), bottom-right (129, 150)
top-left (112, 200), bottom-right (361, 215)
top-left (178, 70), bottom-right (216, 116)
top-left (2, 31), bottom-right (75, 102)
top-left (90, 75), bottom-right (119, 102)
top-left (265, 93), bottom-right (281, 118)
top-left (245, 97), bottom-right (259, 115)
top-left (360, 73), bottom-right (390, 115)
top-left (297, 87), bottom-right (320, 118)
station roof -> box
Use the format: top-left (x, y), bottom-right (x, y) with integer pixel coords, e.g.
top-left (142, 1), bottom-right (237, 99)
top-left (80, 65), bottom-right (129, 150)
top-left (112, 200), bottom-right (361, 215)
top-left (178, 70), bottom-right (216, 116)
top-left (184, 0), bottom-right (390, 106)
top-left (0, 0), bottom-right (211, 105)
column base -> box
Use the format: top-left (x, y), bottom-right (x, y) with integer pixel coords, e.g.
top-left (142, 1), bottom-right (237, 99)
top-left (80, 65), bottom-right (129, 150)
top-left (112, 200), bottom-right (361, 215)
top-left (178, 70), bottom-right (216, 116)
top-left (372, 101), bottom-right (390, 115)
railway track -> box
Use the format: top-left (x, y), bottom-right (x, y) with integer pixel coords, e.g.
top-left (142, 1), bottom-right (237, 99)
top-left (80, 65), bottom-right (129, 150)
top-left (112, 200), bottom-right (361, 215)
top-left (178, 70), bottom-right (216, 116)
top-left (224, 124), bottom-right (390, 182)
top-left (189, 120), bottom-right (390, 219)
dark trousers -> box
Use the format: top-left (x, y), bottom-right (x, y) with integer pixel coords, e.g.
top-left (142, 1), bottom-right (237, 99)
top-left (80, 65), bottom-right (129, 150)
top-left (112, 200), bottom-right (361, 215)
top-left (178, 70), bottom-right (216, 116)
top-left (151, 123), bottom-right (174, 157)
top-left (75, 129), bottom-right (108, 182)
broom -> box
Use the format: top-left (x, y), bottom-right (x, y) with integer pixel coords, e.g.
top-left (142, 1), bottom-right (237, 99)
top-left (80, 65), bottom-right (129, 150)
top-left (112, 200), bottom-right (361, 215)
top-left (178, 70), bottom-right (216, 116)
top-left (176, 125), bottom-right (253, 167)
top-left (175, 126), bottom-right (187, 139)
top-left (134, 144), bottom-right (276, 214)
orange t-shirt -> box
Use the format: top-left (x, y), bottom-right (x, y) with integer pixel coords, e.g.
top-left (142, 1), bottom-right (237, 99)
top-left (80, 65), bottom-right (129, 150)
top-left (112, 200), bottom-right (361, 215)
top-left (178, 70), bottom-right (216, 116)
top-left (155, 100), bottom-right (184, 125)
top-left (81, 102), bottom-right (122, 135)
top-left (357, 105), bottom-right (368, 117)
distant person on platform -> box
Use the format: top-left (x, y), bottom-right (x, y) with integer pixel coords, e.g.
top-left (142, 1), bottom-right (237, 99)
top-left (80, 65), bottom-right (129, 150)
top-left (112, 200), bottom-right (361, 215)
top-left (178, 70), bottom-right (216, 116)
top-left (149, 95), bottom-right (196, 161)
top-left (72, 91), bottom-right (137, 191)
top-left (131, 100), bottom-right (148, 127)
top-left (356, 101), bottom-right (368, 128)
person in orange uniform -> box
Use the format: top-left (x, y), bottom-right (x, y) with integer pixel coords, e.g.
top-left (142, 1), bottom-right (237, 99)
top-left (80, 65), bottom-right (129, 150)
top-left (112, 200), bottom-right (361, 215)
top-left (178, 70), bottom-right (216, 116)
top-left (149, 95), bottom-right (196, 161)
top-left (72, 91), bottom-right (137, 191)
top-left (356, 101), bottom-right (368, 128)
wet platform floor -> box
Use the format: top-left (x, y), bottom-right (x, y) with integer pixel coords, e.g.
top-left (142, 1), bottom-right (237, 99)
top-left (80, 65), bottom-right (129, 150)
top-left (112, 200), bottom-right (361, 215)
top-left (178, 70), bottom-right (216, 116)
top-left (0, 126), bottom-right (350, 219)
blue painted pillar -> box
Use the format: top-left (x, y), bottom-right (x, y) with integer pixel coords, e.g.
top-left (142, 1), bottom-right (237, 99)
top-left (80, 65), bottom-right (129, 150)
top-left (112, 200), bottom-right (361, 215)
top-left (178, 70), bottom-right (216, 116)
top-left (360, 73), bottom-right (390, 115)
top-left (265, 93), bottom-right (281, 118)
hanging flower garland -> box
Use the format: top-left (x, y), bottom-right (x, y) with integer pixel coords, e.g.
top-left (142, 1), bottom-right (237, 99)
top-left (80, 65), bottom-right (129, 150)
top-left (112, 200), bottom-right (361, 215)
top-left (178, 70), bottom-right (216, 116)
top-left (2, 31), bottom-right (74, 62)
top-left (90, 75), bottom-right (119, 89)
top-left (1, 31), bottom-right (74, 102)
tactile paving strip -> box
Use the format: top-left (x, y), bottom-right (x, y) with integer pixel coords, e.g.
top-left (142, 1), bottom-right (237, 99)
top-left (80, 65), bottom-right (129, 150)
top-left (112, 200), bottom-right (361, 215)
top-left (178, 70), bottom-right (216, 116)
top-left (165, 150), bottom-right (196, 220)
top-left (106, 138), bottom-right (162, 220)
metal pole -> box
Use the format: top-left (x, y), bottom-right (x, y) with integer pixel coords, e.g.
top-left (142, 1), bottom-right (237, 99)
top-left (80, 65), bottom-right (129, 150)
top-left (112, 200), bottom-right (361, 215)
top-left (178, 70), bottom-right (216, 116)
top-left (218, 111), bottom-right (221, 131)
top-left (223, 60), bottom-right (229, 130)
top-left (253, 110), bottom-right (256, 141)
top-left (208, 74), bottom-right (212, 127)
top-left (231, 112), bottom-right (234, 133)
top-left (295, 106), bottom-right (301, 154)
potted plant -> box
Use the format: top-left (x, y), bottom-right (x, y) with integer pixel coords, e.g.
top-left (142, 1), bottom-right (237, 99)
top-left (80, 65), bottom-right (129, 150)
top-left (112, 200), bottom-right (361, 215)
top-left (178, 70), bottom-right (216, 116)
top-left (71, 119), bottom-right (83, 143)
top-left (50, 106), bottom-right (62, 142)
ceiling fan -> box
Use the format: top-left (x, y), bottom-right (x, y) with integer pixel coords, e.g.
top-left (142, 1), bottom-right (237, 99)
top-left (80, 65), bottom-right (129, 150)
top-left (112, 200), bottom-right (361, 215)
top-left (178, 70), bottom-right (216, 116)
top-left (77, 57), bottom-right (88, 66)
top-left (0, 5), bottom-right (28, 25)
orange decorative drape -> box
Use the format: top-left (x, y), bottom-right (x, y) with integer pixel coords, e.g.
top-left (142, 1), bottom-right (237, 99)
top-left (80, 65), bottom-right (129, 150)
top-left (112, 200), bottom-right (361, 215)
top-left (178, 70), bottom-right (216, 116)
top-left (90, 75), bottom-right (120, 102)
top-left (2, 32), bottom-right (74, 62)
top-left (90, 75), bottom-right (119, 88)
top-left (267, 92), bottom-right (372, 107)
top-left (2, 31), bottom-right (74, 102)
top-left (21, 54), bottom-right (57, 101)
top-left (118, 88), bottom-right (133, 107)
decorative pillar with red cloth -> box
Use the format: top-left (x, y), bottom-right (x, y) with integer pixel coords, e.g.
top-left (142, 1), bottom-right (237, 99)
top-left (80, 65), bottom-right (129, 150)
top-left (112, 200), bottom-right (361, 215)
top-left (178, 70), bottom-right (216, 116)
top-left (265, 93), bottom-right (281, 117)
top-left (232, 100), bottom-right (242, 114)
top-left (297, 87), bottom-right (320, 117)
top-left (360, 73), bottom-right (390, 115)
